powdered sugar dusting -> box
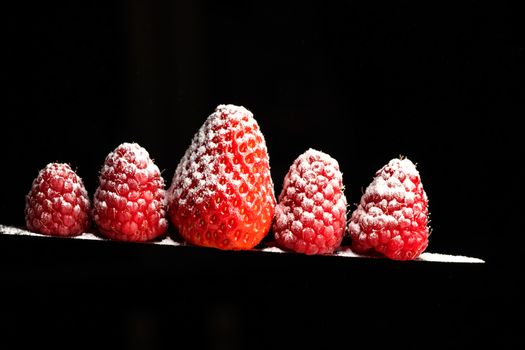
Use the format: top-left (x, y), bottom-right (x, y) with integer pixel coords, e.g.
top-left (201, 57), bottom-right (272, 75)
top-left (0, 225), bottom-right (483, 262)
top-left (98, 143), bottom-right (161, 188)
top-left (0, 224), bottom-right (180, 245)
top-left (1, 225), bottom-right (48, 237)
top-left (335, 246), bottom-right (483, 263)
top-left (335, 247), bottom-right (371, 258)
top-left (154, 235), bottom-right (182, 246)
top-left (0, 224), bottom-right (101, 240)
top-left (261, 246), bottom-right (286, 253)
top-left (169, 104), bottom-right (274, 208)
top-left (73, 232), bottom-right (104, 240)
top-left (417, 252), bottom-right (484, 263)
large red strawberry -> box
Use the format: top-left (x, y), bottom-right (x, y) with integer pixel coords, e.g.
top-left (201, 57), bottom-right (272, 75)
top-left (348, 157), bottom-right (429, 260)
top-left (93, 142), bottom-right (168, 241)
top-left (168, 104), bottom-right (276, 250)
top-left (273, 149), bottom-right (347, 255)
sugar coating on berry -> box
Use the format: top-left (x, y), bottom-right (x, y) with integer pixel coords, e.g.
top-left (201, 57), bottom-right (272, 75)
top-left (348, 158), bottom-right (429, 260)
top-left (93, 142), bottom-right (168, 241)
top-left (273, 149), bottom-right (347, 255)
top-left (170, 105), bottom-right (274, 206)
top-left (25, 163), bottom-right (90, 236)
top-left (168, 104), bottom-right (276, 250)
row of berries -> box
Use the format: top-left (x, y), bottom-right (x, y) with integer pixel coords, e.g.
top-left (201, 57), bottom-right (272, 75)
top-left (25, 104), bottom-right (430, 260)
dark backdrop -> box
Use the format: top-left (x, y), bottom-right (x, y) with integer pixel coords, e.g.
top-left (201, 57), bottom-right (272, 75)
top-left (4, 1), bottom-right (522, 260)
top-left (2, 1), bottom-right (523, 348)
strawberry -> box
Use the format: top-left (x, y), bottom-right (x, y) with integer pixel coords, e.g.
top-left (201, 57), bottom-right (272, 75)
top-left (168, 104), bottom-right (276, 250)
top-left (348, 157), bottom-right (430, 260)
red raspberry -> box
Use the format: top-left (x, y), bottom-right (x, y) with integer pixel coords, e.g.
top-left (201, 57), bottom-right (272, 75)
top-left (25, 163), bottom-right (90, 236)
top-left (168, 104), bottom-right (276, 250)
top-left (93, 142), bottom-right (168, 241)
top-left (272, 149), bottom-right (347, 255)
top-left (348, 157), bottom-right (430, 260)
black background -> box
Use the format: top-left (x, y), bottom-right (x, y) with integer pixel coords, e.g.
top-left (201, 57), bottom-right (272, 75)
top-left (2, 1), bottom-right (523, 349)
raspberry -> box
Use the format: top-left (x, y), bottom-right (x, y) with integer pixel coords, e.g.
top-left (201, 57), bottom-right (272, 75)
top-left (272, 149), bottom-right (347, 255)
top-left (25, 163), bottom-right (90, 236)
top-left (168, 104), bottom-right (276, 250)
top-left (93, 142), bottom-right (168, 241)
top-left (348, 157), bottom-right (429, 260)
